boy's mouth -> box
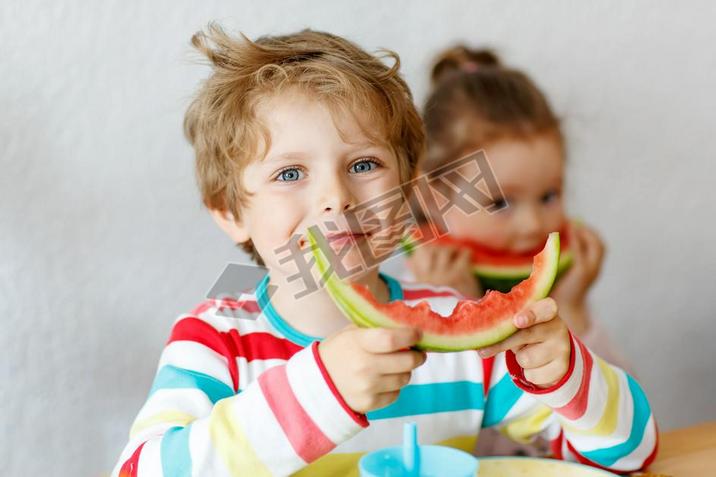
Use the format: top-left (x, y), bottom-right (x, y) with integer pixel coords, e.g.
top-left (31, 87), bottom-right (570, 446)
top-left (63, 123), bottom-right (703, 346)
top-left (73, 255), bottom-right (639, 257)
top-left (297, 230), bottom-right (371, 249)
top-left (326, 231), bottom-right (369, 248)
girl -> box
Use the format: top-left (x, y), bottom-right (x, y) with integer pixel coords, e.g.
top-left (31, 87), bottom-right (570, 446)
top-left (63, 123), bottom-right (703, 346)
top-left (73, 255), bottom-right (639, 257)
top-left (403, 46), bottom-right (630, 456)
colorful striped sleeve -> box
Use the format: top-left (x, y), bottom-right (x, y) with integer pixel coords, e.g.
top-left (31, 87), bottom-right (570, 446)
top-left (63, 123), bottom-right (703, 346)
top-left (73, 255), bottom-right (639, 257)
top-left (484, 333), bottom-right (658, 474)
top-left (112, 314), bottom-right (368, 477)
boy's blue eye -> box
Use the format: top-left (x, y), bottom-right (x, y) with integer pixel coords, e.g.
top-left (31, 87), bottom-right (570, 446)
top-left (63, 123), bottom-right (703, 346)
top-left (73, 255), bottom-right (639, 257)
top-left (350, 159), bottom-right (379, 174)
top-left (276, 168), bottom-right (304, 182)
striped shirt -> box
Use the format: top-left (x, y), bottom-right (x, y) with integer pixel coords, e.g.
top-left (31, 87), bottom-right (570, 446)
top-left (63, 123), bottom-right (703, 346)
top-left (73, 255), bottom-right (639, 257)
top-left (113, 273), bottom-right (657, 476)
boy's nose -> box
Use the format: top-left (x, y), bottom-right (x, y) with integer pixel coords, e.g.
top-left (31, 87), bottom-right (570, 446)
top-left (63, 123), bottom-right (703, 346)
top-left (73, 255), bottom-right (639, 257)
top-left (318, 174), bottom-right (356, 214)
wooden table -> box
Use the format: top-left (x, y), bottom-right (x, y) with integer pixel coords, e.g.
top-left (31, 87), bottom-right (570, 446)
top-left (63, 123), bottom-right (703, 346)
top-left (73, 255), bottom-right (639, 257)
top-left (645, 421), bottom-right (716, 476)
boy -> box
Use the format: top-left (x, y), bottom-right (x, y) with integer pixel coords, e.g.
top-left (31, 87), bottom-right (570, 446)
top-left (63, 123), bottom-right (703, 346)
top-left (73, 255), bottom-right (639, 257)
top-left (113, 24), bottom-right (657, 476)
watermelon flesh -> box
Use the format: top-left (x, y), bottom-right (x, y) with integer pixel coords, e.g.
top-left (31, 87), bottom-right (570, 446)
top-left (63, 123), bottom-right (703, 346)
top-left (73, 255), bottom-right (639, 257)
top-left (401, 225), bottom-right (573, 293)
top-left (308, 229), bottom-right (561, 351)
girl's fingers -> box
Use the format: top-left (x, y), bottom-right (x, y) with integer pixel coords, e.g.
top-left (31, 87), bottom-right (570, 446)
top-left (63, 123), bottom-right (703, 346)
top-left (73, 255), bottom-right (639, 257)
top-left (434, 245), bottom-right (454, 270)
top-left (569, 222), bottom-right (587, 269)
top-left (408, 246), bottom-right (434, 279)
top-left (456, 248), bottom-right (472, 270)
top-left (580, 226), bottom-right (605, 274)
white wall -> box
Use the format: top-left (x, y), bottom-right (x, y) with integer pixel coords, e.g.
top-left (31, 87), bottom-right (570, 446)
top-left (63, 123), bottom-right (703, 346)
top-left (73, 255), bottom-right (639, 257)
top-left (2, 1), bottom-right (715, 475)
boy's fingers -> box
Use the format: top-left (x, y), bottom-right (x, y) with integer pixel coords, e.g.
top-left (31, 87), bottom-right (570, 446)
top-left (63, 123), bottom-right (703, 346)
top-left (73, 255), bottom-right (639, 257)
top-left (478, 299), bottom-right (558, 358)
top-left (359, 327), bottom-right (423, 353)
top-left (377, 350), bottom-right (427, 374)
top-left (375, 371), bottom-right (413, 393)
top-left (523, 359), bottom-right (568, 387)
top-left (513, 343), bottom-right (553, 369)
top-left (514, 298), bottom-right (558, 328)
top-left (478, 329), bottom-right (532, 358)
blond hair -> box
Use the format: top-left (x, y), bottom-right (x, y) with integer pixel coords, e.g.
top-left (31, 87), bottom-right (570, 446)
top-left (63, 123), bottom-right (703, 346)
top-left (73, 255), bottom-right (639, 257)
top-left (184, 23), bottom-right (425, 263)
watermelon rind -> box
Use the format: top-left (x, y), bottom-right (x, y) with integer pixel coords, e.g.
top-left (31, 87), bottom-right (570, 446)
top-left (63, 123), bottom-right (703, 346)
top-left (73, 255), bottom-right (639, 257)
top-left (309, 229), bottom-right (561, 351)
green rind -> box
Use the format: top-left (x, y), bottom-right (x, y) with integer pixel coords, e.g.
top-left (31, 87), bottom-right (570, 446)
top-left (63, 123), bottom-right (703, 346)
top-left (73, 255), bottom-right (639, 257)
top-left (309, 229), bottom-right (392, 330)
top-left (474, 251), bottom-right (573, 279)
top-left (478, 252), bottom-right (572, 293)
top-left (310, 229), bottom-right (561, 352)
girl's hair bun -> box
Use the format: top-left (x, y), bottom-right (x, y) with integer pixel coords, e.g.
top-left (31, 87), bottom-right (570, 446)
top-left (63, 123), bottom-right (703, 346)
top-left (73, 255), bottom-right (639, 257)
top-left (430, 46), bottom-right (501, 86)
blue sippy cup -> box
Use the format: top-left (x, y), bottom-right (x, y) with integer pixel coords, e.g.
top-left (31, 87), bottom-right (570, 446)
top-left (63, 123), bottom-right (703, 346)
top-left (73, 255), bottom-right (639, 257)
top-left (359, 423), bottom-right (479, 477)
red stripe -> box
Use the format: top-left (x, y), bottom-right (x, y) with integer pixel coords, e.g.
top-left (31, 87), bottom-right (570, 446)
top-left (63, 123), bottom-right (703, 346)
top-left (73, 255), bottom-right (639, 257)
top-left (505, 331), bottom-right (577, 394)
top-left (402, 287), bottom-right (459, 300)
top-left (480, 354), bottom-right (495, 397)
top-left (229, 331), bottom-right (303, 363)
top-left (555, 338), bottom-right (593, 420)
top-left (191, 298), bottom-right (260, 315)
top-left (550, 430), bottom-right (564, 460)
top-left (168, 318), bottom-right (304, 392)
top-left (311, 342), bottom-right (369, 427)
top-left (118, 442), bottom-right (145, 477)
top-left (168, 317), bottom-right (240, 392)
top-left (258, 365), bottom-right (335, 463)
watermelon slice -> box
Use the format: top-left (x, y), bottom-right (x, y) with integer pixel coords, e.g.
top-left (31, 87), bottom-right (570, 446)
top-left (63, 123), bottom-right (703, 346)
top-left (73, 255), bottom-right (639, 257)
top-left (401, 225), bottom-right (573, 293)
top-left (307, 229), bottom-right (561, 351)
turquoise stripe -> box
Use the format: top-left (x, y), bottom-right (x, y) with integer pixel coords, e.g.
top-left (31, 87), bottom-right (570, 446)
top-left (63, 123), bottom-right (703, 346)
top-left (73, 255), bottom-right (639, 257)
top-left (580, 375), bottom-right (652, 466)
top-left (256, 274), bottom-right (321, 347)
top-left (381, 272), bottom-right (404, 300)
top-left (482, 372), bottom-right (523, 427)
top-left (150, 365), bottom-right (235, 404)
top-left (161, 426), bottom-right (192, 477)
top-left (256, 272), bottom-right (404, 347)
top-left (367, 381), bottom-right (484, 420)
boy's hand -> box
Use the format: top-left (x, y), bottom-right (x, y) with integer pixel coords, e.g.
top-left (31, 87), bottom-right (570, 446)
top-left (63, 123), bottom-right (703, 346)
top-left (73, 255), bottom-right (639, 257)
top-left (318, 326), bottom-right (427, 414)
top-left (478, 298), bottom-right (571, 389)
top-left (406, 244), bottom-right (482, 298)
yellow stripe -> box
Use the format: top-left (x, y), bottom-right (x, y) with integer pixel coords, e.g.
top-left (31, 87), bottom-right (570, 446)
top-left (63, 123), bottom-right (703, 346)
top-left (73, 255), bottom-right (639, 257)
top-left (563, 357), bottom-right (620, 436)
top-left (209, 398), bottom-right (272, 477)
top-left (500, 404), bottom-right (553, 444)
top-left (292, 435), bottom-right (477, 477)
top-left (130, 410), bottom-right (195, 438)
top-left (437, 435), bottom-right (477, 454)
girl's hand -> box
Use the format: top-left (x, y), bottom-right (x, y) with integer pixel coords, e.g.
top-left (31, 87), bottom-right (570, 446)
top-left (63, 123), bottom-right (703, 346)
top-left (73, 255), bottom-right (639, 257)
top-left (551, 222), bottom-right (605, 331)
top-left (406, 244), bottom-right (483, 298)
top-left (318, 326), bottom-right (427, 414)
top-left (478, 298), bottom-right (571, 388)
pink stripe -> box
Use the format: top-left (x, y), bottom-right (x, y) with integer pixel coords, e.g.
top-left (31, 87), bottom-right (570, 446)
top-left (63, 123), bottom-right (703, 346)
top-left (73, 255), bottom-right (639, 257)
top-left (555, 338), bottom-right (593, 420)
top-left (258, 365), bottom-right (335, 463)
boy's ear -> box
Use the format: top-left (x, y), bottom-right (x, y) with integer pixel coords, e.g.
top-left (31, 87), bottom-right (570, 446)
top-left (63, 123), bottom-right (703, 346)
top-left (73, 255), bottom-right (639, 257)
top-left (209, 209), bottom-right (250, 244)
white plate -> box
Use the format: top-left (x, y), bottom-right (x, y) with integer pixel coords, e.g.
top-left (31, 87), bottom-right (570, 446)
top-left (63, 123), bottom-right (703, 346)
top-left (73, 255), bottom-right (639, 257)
top-left (477, 457), bottom-right (619, 477)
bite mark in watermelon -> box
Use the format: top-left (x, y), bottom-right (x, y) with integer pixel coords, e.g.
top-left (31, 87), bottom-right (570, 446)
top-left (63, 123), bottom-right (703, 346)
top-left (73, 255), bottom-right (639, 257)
top-left (308, 229), bottom-right (561, 351)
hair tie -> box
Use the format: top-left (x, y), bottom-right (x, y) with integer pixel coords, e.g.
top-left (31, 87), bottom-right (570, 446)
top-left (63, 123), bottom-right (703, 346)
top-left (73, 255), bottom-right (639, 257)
top-left (462, 61), bottom-right (479, 73)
